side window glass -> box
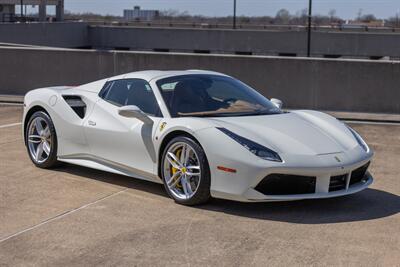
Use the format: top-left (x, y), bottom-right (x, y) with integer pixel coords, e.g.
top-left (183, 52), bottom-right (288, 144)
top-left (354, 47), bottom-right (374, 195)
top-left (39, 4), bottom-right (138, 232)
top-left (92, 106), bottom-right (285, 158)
top-left (125, 80), bottom-right (160, 117)
top-left (101, 79), bottom-right (161, 117)
top-left (103, 80), bottom-right (130, 106)
top-left (99, 81), bottom-right (112, 99)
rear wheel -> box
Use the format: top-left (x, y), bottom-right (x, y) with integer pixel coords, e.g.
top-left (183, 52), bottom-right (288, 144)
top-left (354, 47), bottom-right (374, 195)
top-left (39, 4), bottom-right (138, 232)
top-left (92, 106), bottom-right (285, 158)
top-left (161, 136), bottom-right (211, 205)
top-left (26, 111), bottom-right (59, 168)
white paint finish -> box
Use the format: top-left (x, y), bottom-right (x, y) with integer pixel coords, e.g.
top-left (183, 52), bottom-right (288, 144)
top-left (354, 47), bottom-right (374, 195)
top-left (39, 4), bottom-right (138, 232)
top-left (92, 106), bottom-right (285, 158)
top-left (210, 112), bottom-right (355, 155)
top-left (84, 99), bottom-right (161, 176)
top-left (196, 125), bottom-right (372, 201)
top-left (315, 174), bottom-right (331, 193)
top-left (48, 95), bottom-right (57, 106)
top-left (22, 70), bottom-right (374, 202)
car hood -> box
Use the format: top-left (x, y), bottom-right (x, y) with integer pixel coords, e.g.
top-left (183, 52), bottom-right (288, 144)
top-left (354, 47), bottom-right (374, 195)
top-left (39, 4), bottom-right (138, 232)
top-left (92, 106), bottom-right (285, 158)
top-left (207, 110), bottom-right (358, 156)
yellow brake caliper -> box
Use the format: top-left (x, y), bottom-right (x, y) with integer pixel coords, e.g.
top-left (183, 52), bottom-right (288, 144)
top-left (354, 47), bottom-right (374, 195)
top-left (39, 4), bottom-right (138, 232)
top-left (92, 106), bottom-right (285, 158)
top-left (171, 148), bottom-right (182, 188)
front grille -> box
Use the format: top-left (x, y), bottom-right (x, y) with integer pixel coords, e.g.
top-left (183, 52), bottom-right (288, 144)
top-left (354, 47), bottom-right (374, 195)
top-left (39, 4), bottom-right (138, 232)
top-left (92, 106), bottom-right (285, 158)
top-left (350, 162), bottom-right (370, 186)
top-left (255, 174), bottom-right (316, 195)
top-left (329, 174), bottom-right (347, 192)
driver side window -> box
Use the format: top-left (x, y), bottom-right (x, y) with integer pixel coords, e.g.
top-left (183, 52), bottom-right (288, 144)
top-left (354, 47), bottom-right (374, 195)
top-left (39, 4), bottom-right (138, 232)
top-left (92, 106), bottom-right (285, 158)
top-left (100, 79), bottom-right (161, 117)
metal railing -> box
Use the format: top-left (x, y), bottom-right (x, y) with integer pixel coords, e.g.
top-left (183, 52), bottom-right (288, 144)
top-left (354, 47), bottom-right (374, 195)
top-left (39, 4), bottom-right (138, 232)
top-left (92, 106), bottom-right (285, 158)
top-left (83, 20), bottom-right (400, 33)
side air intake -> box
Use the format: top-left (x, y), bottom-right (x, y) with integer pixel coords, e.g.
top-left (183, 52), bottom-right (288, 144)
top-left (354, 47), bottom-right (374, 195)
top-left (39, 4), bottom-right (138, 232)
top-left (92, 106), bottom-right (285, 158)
top-left (62, 95), bottom-right (87, 119)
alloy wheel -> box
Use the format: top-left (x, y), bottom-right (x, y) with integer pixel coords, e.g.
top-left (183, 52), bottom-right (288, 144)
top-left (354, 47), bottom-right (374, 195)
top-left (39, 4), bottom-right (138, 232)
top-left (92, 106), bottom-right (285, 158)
top-left (27, 117), bottom-right (52, 164)
top-left (163, 142), bottom-right (201, 200)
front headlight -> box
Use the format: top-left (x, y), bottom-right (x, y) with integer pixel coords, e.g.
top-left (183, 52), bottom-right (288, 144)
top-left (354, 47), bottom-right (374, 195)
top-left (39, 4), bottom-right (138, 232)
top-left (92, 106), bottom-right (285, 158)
top-left (347, 126), bottom-right (369, 152)
top-left (217, 127), bottom-right (282, 162)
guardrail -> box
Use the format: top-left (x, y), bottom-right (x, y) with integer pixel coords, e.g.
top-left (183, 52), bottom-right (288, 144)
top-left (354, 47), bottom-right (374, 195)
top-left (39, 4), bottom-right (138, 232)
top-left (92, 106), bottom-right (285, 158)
top-left (2, 22), bottom-right (400, 59)
top-left (85, 20), bottom-right (400, 33)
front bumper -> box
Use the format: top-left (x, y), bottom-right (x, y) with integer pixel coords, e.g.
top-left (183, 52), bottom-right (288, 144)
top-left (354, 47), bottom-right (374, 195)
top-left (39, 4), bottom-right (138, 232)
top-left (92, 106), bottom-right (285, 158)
top-left (196, 126), bottom-right (374, 202)
top-left (242, 171), bottom-right (373, 202)
top-left (211, 168), bottom-right (373, 202)
top-left (210, 156), bottom-right (373, 202)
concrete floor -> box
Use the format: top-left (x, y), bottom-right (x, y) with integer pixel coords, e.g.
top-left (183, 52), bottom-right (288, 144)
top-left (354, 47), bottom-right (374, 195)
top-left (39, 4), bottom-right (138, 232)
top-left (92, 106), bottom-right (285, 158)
top-left (0, 104), bottom-right (399, 266)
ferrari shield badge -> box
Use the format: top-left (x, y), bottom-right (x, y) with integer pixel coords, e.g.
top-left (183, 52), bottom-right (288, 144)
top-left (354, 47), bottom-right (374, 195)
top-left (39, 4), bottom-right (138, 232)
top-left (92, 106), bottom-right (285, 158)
top-left (160, 122), bottom-right (167, 132)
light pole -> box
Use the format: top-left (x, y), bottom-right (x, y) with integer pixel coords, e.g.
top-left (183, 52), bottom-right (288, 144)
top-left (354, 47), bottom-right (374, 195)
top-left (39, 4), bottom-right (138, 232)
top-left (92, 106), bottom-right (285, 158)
top-left (233, 0), bottom-right (237, 29)
top-left (20, 0), bottom-right (24, 20)
top-left (307, 0), bottom-right (313, 57)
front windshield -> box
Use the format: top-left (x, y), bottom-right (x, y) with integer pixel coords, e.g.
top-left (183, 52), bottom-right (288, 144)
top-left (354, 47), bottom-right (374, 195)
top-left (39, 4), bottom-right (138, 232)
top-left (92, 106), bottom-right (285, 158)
top-left (156, 74), bottom-right (282, 118)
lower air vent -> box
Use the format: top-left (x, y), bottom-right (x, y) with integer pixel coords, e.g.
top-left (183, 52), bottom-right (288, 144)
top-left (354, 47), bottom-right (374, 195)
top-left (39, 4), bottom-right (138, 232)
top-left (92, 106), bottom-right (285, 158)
top-left (350, 162), bottom-right (370, 186)
top-left (329, 174), bottom-right (347, 192)
top-left (255, 174), bottom-right (316, 195)
top-left (62, 95), bottom-right (86, 119)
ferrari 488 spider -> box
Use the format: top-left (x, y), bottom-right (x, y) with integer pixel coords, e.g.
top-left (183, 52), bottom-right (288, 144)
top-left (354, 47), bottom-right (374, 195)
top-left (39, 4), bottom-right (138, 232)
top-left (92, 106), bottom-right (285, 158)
top-left (23, 70), bottom-right (373, 205)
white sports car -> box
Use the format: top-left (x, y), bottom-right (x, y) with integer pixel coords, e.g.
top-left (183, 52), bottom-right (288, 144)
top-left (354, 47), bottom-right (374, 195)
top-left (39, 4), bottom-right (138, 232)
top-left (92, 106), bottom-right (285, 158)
top-left (23, 70), bottom-right (373, 205)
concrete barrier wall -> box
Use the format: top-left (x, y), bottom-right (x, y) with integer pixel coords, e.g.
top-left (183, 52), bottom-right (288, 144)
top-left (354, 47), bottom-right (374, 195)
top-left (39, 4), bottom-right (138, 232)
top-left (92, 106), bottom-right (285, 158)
top-left (0, 22), bottom-right (89, 48)
top-left (90, 26), bottom-right (307, 55)
top-left (90, 26), bottom-right (400, 58)
top-left (312, 31), bottom-right (400, 58)
top-left (1, 46), bottom-right (399, 113)
top-left (1, 23), bottom-right (400, 58)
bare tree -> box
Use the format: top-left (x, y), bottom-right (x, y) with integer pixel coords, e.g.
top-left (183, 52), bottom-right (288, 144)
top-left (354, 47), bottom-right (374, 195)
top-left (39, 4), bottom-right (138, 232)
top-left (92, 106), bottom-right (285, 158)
top-left (386, 11), bottom-right (400, 27)
top-left (360, 14), bottom-right (377, 22)
top-left (328, 9), bottom-right (336, 22)
top-left (275, 9), bottom-right (291, 24)
top-left (357, 8), bottom-right (363, 21)
top-left (292, 8), bottom-right (308, 25)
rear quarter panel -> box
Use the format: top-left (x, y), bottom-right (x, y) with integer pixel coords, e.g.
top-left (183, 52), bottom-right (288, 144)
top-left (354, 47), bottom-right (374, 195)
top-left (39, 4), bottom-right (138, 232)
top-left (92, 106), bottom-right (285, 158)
top-left (23, 87), bottom-right (99, 156)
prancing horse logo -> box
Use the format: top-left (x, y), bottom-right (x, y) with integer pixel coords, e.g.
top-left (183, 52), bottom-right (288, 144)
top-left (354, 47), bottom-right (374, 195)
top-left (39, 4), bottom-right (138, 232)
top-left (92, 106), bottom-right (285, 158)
top-left (160, 122), bottom-right (167, 132)
top-left (334, 156), bottom-right (341, 163)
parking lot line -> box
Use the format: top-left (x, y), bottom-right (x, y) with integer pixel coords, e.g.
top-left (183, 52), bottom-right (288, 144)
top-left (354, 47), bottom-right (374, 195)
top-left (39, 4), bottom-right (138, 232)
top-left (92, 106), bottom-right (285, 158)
top-left (344, 120), bottom-right (400, 126)
top-left (0, 188), bottom-right (128, 244)
top-left (0, 103), bottom-right (23, 106)
top-left (0, 122), bottom-right (22, 129)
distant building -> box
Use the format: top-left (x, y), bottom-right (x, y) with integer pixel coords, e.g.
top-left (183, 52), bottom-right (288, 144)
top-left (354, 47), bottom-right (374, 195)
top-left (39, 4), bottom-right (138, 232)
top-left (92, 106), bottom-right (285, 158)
top-left (0, 0), bottom-right (64, 22)
top-left (0, 3), bottom-right (15, 22)
top-left (344, 19), bottom-right (386, 28)
top-left (123, 6), bottom-right (159, 21)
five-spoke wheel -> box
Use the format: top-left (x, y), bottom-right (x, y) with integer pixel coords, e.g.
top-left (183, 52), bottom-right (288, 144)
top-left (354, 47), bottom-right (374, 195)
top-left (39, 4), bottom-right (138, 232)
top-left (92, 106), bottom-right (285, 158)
top-left (161, 136), bottom-right (211, 205)
top-left (26, 111), bottom-right (59, 168)
top-left (28, 117), bottom-right (52, 164)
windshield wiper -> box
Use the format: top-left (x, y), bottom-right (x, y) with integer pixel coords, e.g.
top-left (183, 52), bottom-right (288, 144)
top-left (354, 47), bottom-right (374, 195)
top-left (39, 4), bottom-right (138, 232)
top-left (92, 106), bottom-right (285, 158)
top-left (222, 110), bottom-right (281, 117)
top-left (252, 109), bottom-right (282, 116)
top-left (184, 113), bottom-right (235, 117)
top-left (179, 109), bottom-right (282, 118)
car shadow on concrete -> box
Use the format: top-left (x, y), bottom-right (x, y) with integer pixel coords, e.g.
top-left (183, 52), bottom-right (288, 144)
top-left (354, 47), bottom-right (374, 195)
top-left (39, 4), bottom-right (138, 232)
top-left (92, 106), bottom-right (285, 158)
top-left (56, 164), bottom-right (170, 199)
top-left (57, 164), bottom-right (399, 224)
top-left (199, 189), bottom-right (400, 224)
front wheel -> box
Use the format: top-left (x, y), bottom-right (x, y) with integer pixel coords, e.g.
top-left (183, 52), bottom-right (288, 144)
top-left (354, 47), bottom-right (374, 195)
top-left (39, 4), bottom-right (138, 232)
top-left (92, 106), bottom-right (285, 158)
top-left (161, 136), bottom-right (211, 205)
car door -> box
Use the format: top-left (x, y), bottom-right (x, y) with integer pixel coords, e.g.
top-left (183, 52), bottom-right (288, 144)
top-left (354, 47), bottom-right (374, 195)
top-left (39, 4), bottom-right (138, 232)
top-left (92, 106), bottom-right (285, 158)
top-left (84, 78), bottom-right (162, 180)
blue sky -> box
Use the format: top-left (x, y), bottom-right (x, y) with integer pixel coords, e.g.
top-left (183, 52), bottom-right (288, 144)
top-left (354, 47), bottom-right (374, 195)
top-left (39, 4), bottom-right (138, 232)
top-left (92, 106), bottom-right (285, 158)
top-left (51, 0), bottom-right (400, 19)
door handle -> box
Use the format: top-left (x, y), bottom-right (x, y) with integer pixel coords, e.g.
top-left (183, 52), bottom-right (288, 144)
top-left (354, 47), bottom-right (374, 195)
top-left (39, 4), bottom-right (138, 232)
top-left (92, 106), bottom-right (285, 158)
top-left (88, 120), bottom-right (96, 126)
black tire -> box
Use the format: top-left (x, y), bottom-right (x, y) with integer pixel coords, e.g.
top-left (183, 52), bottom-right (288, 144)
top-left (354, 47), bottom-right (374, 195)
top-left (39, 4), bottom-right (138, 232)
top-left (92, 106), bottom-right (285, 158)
top-left (161, 136), bottom-right (211, 206)
top-left (25, 111), bottom-right (60, 169)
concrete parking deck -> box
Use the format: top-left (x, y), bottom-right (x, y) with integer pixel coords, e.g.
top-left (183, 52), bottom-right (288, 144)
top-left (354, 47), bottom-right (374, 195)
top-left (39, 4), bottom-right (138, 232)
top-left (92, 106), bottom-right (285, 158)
top-left (0, 104), bottom-right (399, 266)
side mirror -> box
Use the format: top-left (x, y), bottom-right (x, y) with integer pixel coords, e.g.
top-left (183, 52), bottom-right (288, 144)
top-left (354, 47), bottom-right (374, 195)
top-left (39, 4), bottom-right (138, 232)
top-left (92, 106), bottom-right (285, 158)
top-left (270, 98), bottom-right (283, 109)
top-left (118, 105), bottom-right (153, 125)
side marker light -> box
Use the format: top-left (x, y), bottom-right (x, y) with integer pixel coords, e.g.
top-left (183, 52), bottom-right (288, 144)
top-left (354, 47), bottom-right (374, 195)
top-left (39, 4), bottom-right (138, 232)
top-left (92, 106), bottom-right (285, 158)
top-left (217, 166), bottom-right (237, 173)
